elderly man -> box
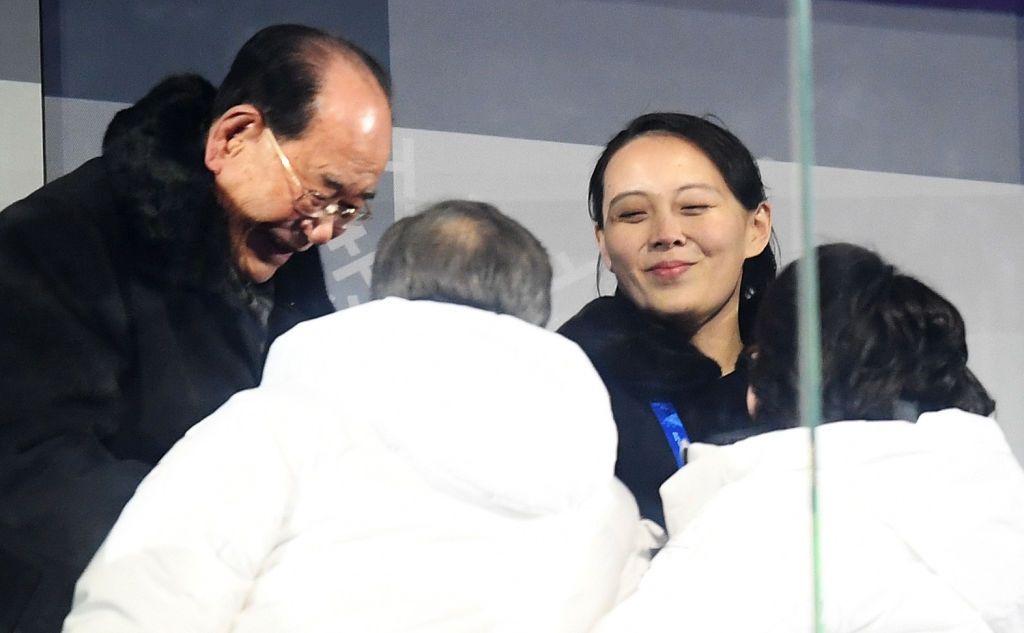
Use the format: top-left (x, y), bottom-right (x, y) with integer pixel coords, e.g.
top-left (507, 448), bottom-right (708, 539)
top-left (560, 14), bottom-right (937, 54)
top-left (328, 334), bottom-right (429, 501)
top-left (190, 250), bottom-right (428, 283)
top-left (63, 200), bottom-right (642, 632)
top-left (0, 24), bottom-right (392, 632)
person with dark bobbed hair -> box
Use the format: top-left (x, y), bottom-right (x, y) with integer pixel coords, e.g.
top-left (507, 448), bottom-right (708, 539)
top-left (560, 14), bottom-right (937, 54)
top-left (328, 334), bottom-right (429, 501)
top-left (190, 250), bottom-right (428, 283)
top-left (750, 242), bottom-right (994, 427)
top-left (558, 112), bottom-right (780, 526)
top-left (371, 199), bottom-right (552, 326)
top-left (594, 243), bottom-right (1024, 633)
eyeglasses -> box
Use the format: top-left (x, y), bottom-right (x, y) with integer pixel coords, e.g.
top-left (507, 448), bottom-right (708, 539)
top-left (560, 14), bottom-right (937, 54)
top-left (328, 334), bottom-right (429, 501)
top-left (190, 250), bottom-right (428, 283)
top-left (263, 126), bottom-right (371, 225)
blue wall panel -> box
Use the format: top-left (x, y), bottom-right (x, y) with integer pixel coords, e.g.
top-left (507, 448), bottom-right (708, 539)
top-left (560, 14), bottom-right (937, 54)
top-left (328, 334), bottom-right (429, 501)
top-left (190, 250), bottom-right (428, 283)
top-left (40, 0), bottom-right (390, 102)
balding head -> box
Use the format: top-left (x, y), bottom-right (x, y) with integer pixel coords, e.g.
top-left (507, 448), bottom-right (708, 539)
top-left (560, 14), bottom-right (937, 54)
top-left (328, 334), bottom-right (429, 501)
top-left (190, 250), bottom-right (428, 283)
top-left (203, 24), bottom-right (392, 284)
top-left (371, 200), bottom-right (553, 326)
top-left (211, 24), bottom-right (391, 141)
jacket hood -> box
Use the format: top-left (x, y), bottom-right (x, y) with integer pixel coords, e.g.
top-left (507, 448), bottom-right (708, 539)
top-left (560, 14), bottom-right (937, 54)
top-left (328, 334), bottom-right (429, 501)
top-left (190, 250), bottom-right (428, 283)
top-left (101, 74), bottom-right (232, 287)
top-left (261, 298), bottom-right (620, 515)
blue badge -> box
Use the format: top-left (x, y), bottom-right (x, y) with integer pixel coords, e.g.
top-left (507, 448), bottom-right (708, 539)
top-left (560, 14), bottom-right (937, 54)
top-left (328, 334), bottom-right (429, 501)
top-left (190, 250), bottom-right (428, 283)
top-left (650, 401), bottom-right (690, 468)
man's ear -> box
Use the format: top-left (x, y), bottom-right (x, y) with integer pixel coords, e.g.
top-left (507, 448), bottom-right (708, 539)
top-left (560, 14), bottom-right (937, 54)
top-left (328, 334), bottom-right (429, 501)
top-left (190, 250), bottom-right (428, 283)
top-left (595, 225), bottom-right (612, 272)
top-left (204, 105), bottom-right (264, 174)
top-left (745, 201), bottom-right (773, 258)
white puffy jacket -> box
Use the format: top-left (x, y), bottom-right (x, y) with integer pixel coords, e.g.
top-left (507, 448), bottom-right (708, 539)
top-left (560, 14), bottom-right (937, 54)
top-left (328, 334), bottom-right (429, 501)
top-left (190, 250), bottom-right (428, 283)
top-left (64, 298), bottom-right (643, 632)
top-left (596, 409), bottom-right (1024, 633)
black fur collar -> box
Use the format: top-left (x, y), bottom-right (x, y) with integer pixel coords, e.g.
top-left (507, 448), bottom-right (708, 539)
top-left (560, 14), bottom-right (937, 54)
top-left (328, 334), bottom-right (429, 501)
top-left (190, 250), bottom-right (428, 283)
top-left (101, 74), bottom-right (233, 288)
top-left (558, 290), bottom-right (725, 398)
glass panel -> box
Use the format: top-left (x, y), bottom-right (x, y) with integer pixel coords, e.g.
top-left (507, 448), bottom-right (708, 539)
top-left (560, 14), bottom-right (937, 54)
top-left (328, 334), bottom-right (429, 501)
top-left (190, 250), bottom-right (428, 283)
top-left (797, 2), bottom-right (1023, 630)
top-left (23, 1), bottom-right (1024, 629)
top-left (790, 1), bottom-right (824, 629)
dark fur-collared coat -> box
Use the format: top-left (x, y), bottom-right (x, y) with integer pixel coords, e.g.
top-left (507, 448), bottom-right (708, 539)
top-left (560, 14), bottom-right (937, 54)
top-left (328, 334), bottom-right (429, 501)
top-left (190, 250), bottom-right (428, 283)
top-left (558, 292), bottom-right (782, 528)
top-left (0, 75), bottom-right (333, 632)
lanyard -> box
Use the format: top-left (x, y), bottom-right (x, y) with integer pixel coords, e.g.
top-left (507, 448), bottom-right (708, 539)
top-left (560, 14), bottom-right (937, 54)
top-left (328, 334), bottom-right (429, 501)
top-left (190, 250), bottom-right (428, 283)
top-left (650, 401), bottom-right (690, 468)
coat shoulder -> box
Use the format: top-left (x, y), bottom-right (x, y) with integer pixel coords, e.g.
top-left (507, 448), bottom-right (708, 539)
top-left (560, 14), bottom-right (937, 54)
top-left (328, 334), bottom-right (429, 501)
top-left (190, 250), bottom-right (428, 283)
top-left (0, 159), bottom-right (127, 309)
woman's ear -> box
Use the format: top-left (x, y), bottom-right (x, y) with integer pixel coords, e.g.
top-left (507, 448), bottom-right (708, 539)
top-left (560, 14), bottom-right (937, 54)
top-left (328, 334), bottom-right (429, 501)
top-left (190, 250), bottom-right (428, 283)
top-left (595, 225), bottom-right (613, 272)
top-left (745, 201), bottom-right (773, 258)
top-left (204, 105), bottom-right (264, 174)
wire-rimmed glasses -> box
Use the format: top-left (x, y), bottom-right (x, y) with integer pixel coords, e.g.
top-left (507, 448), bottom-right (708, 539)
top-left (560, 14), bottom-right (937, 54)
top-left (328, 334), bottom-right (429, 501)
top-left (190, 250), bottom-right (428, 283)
top-left (263, 126), bottom-right (371, 226)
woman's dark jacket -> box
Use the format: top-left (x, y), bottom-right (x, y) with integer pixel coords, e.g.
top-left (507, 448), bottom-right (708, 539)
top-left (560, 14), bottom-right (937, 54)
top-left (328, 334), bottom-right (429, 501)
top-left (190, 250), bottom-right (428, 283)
top-left (0, 75), bottom-right (333, 632)
top-left (558, 292), bottom-right (779, 527)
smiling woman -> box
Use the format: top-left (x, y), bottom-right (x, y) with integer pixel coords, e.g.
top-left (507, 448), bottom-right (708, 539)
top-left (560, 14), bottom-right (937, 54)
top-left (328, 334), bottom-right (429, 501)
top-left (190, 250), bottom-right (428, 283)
top-left (558, 112), bottom-right (780, 526)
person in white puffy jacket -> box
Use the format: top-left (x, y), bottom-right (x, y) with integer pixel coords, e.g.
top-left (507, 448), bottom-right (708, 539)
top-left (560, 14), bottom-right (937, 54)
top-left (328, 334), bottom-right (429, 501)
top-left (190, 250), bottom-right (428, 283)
top-left (64, 200), bottom-right (645, 633)
top-left (596, 242), bottom-right (1024, 633)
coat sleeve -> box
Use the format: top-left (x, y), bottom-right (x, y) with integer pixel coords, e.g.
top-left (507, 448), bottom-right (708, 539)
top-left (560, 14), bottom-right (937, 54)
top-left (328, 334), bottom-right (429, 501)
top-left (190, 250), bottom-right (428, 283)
top-left (62, 390), bottom-right (295, 633)
top-left (0, 194), bottom-right (155, 627)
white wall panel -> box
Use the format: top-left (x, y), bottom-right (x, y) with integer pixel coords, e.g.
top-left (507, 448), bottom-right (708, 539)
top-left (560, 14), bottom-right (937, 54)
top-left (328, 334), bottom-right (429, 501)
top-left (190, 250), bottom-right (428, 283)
top-left (0, 79), bottom-right (44, 209)
top-left (390, 126), bottom-right (1024, 463)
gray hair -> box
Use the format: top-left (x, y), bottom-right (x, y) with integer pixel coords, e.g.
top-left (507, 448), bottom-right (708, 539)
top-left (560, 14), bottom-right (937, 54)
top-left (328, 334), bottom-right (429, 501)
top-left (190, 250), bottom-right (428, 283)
top-left (371, 200), bottom-right (552, 326)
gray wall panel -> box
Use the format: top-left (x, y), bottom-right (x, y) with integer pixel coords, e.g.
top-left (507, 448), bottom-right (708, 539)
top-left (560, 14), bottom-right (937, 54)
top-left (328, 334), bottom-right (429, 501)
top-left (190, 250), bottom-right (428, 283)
top-left (388, 0), bottom-right (791, 162)
top-left (0, 0), bottom-right (41, 82)
top-left (43, 96), bottom-right (129, 178)
top-left (814, 1), bottom-right (1021, 183)
top-left (389, 0), bottom-right (1022, 183)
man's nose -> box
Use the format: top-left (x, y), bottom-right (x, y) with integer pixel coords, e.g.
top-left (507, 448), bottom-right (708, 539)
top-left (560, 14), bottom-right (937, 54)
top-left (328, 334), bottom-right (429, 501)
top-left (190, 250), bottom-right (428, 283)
top-left (302, 217), bottom-right (337, 246)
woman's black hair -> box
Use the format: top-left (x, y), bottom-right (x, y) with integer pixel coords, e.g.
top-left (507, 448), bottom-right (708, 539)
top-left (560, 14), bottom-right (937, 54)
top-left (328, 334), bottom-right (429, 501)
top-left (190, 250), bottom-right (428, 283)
top-left (588, 112), bottom-right (777, 342)
top-left (750, 242), bottom-right (995, 428)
